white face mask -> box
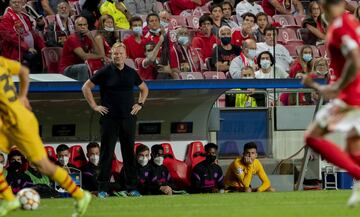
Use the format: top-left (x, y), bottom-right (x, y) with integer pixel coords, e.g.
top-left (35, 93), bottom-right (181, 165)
top-left (59, 156), bottom-right (69, 166)
top-left (89, 155), bottom-right (99, 166)
top-left (137, 156), bottom-right (149, 167)
top-left (153, 156), bottom-right (164, 166)
top-left (104, 26), bottom-right (114, 32)
top-left (260, 59), bottom-right (271, 69)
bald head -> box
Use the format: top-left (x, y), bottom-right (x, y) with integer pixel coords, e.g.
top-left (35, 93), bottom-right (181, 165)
top-left (243, 38), bottom-right (257, 59)
top-left (243, 39), bottom-right (257, 50)
top-left (75, 17), bottom-right (89, 33)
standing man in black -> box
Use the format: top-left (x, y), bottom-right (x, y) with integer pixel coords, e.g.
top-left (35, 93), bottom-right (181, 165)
top-left (82, 42), bottom-right (149, 198)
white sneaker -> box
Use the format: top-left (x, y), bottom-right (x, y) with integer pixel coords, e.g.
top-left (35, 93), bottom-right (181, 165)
top-left (347, 180), bottom-right (360, 207)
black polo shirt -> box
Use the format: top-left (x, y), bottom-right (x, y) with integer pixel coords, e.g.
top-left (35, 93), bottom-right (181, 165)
top-left (90, 63), bottom-right (143, 119)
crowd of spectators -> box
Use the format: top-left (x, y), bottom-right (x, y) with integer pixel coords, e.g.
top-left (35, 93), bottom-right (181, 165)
top-left (0, 0), bottom-right (348, 105)
top-left (0, 141), bottom-right (272, 196)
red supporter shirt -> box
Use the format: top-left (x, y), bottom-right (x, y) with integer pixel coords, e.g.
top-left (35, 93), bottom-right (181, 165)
top-left (192, 32), bottom-right (219, 62)
top-left (327, 13), bottom-right (360, 106)
top-left (138, 58), bottom-right (157, 80)
top-left (169, 0), bottom-right (206, 15)
top-left (262, 0), bottom-right (283, 16)
top-left (231, 29), bottom-right (252, 47)
top-left (60, 34), bottom-right (93, 72)
top-left (123, 35), bottom-right (146, 60)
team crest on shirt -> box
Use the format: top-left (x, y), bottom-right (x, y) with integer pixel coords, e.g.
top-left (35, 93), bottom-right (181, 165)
top-left (235, 168), bottom-right (243, 175)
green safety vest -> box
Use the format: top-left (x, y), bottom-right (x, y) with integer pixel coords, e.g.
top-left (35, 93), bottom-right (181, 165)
top-left (25, 170), bottom-right (50, 186)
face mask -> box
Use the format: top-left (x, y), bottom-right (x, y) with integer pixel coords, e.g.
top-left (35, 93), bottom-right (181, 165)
top-left (9, 161), bottom-right (21, 170)
top-left (153, 156), bottom-right (164, 166)
top-left (160, 20), bottom-right (169, 28)
top-left (247, 49), bottom-right (256, 59)
top-left (220, 37), bottom-right (231, 45)
top-left (104, 26), bottom-right (114, 32)
top-left (150, 28), bottom-right (161, 34)
top-left (59, 156), bottom-right (69, 166)
top-left (206, 155), bottom-right (216, 163)
top-left (316, 70), bottom-right (328, 75)
top-left (260, 59), bottom-right (271, 69)
top-left (137, 156), bottom-right (149, 167)
top-left (302, 54), bottom-right (312, 62)
top-left (133, 26), bottom-right (143, 35)
top-left (242, 76), bottom-right (254, 79)
top-left (89, 155), bottom-right (99, 166)
top-left (178, 36), bottom-right (189, 45)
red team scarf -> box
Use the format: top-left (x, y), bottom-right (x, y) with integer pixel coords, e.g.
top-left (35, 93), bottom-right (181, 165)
top-left (5, 7), bottom-right (31, 36)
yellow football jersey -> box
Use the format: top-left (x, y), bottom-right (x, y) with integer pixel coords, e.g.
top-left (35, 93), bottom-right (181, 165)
top-left (0, 56), bottom-right (22, 127)
top-left (224, 157), bottom-right (271, 192)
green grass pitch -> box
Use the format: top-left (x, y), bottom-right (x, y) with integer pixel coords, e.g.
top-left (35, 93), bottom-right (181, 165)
top-left (10, 190), bottom-right (360, 217)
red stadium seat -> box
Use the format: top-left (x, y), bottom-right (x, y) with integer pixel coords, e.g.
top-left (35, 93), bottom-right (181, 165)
top-left (69, 145), bottom-right (88, 169)
top-left (85, 58), bottom-right (103, 76)
top-left (134, 143), bottom-right (144, 154)
top-left (317, 44), bottom-right (327, 57)
top-left (169, 16), bottom-right (187, 28)
top-left (277, 28), bottom-right (303, 45)
top-left (163, 159), bottom-right (190, 188)
top-left (294, 15), bottom-right (306, 26)
top-left (41, 47), bottom-right (63, 73)
top-left (203, 71), bottom-right (226, 79)
top-left (111, 154), bottom-right (123, 181)
top-left (273, 15), bottom-right (299, 27)
top-left (179, 72), bottom-right (204, 80)
top-left (161, 143), bottom-right (176, 159)
top-left (44, 146), bottom-right (57, 161)
top-left (184, 141), bottom-right (206, 169)
top-left (296, 45), bottom-right (320, 58)
top-left (134, 58), bottom-right (143, 69)
top-left (186, 16), bottom-right (200, 29)
top-left (284, 44), bottom-right (298, 58)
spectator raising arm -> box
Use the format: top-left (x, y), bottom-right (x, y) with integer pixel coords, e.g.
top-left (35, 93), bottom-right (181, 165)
top-left (41, 0), bottom-right (55, 15)
top-left (292, 0), bottom-right (304, 15)
top-left (269, 0), bottom-right (290, 15)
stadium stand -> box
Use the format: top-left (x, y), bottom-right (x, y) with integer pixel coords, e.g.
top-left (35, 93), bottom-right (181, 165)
top-left (69, 145), bottom-right (88, 169)
top-left (41, 47), bottom-right (63, 74)
top-left (45, 146), bottom-right (57, 161)
top-left (161, 143), bottom-right (176, 160)
top-left (203, 71), bottom-right (226, 79)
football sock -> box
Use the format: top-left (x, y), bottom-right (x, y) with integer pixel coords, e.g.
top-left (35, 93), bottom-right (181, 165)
top-left (306, 136), bottom-right (360, 180)
top-left (0, 171), bottom-right (15, 201)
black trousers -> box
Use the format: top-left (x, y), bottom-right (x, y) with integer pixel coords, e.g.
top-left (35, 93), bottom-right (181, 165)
top-left (97, 115), bottom-right (138, 192)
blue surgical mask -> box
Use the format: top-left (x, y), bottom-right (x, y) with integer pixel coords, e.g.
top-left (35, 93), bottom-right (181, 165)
top-left (220, 36), bottom-right (231, 45)
top-left (260, 59), bottom-right (271, 69)
top-left (132, 26), bottom-right (143, 35)
top-left (160, 20), bottom-right (169, 28)
top-left (178, 36), bottom-right (189, 45)
top-left (150, 28), bottom-right (161, 34)
top-left (247, 49), bottom-right (256, 59)
top-left (302, 54), bottom-right (312, 62)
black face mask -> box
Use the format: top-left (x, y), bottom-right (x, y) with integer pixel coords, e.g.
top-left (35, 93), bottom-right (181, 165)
top-left (9, 161), bottom-right (22, 171)
top-left (206, 155), bottom-right (216, 163)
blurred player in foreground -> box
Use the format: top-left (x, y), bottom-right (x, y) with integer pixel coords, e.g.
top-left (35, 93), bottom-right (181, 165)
top-left (302, 0), bottom-right (360, 207)
top-left (0, 56), bottom-right (91, 216)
